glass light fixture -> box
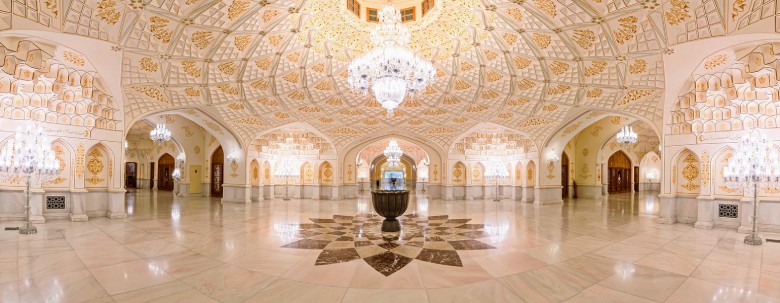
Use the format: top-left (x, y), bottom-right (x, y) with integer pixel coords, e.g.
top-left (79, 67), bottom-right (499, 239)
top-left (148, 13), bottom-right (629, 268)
top-left (723, 130), bottom-right (780, 245)
top-left (616, 125), bottom-right (638, 146)
top-left (275, 157), bottom-right (301, 201)
top-left (0, 121), bottom-right (60, 234)
top-left (485, 157), bottom-right (509, 202)
top-left (383, 139), bottom-right (403, 167)
top-left (348, 3), bottom-right (436, 116)
top-left (149, 117), bottom-right (171, 145)
top-left (171, 167), bottom-right (181, 181)
top-left (226, 149), bottom-right (238, 163)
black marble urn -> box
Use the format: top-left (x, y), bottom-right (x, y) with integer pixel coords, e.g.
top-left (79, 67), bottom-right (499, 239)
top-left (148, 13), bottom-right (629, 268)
top-left (371, 190), bottom-right (409, 232)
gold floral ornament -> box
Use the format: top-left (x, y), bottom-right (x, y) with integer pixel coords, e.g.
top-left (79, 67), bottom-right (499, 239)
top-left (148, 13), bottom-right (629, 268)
top-left (96, 0), bottom-right (121, 25)
top-left (86, 149), bottom-right (105, 185)
top-left (681, 154), bottom-right (700, 191)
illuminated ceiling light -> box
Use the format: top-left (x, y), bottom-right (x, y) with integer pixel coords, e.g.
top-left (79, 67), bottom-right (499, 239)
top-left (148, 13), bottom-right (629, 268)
top-left (616, 125), bottom-right (638, 146)
top-left (383, 139), bottom-right (403, 167)
top-left (149, 118), bottom-right (171, 145)
top-left (348, 3), bottom-right (435, 116)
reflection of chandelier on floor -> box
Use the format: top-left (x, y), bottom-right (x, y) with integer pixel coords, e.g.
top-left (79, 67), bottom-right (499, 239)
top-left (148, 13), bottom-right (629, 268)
top-left (616, 125), bottom-right (638, 146)
top-left (348, 3), bottom-right (436, 116)
top-left (384, 139), bottom-right (403, 167)
top-left (149, 118), bottom-right (171, 145)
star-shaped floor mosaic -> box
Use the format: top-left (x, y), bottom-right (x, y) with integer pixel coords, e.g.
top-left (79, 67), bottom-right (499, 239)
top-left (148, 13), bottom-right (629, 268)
top-left (281, 214), bottom-right (497, 276)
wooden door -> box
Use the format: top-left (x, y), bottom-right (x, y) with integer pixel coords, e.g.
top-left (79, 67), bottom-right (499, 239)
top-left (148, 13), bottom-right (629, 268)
top-left (149, 162), bottom-right (155, 190)
top-left (634, 166), bottom-right (639, 192)
top-left (157, 154), bottom-right (175, 191)
top-left (211, 146), bottom-right (224, 197)
top-left (125, 162), bottom-right (137, 188)
top-left (607, 151), bottom-right (632, 193)
top-left (561, 152), bottom-right (569, 198)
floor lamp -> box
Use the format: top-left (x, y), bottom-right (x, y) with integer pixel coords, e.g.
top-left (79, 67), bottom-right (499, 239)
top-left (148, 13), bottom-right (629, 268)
top-left (0, 122), bottom-right (60, 235)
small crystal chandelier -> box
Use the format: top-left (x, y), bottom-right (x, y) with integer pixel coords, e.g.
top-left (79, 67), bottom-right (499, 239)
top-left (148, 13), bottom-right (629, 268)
top-left (616, 125), bottom-right (638, 146)
top-left (383, 139), bottom-right (403, 167)
top-left (348, 3), bottom-right (436, 116)
top-left (723, 130), bottom-right (780, 245)
top-left (149, 118), bottom-right (171, 145)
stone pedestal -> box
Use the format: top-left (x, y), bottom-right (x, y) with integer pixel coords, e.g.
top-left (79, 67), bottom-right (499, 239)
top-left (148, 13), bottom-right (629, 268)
top-left (69, 189), bottom-right (89, 222)
top-left (657, 194), bottom-right (676, 224)
top-left (533, 186), bottom-right (563, 206)
top-left (221, 184), bottom-right (252, 204)
top-left (29, 188), bottom-right (45, 224)
top-left (107, 189), bottom-right (127, 219)
top-left (694, 196), bottom-right (715, 229)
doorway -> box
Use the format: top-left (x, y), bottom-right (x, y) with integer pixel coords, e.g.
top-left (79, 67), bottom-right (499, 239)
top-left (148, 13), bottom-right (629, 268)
top-left (149, 162), bottom-right (155, 190)
top-left (211, 146), bottom-right (224, 197)
top-left (157, 154), bottom-right (175, 191)
top-left (634, 166), bottom-right (639, 192)
top-left (607, 151), bottom-right (632, 193)
top-left (125, 162), bottom-right (137, 188)
top-left (561, 152), bottom-right (569, 198)
top-left (369, 155), bottom-right (416, 190)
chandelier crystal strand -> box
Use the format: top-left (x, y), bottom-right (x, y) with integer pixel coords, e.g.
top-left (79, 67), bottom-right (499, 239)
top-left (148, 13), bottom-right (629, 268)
top-left (616, 125), bottom-right (638, 146)
top-left (723, 130), bottom-right (780, 245)
top-left (348, 3), bottom-right (435, 116)
top-left (384, 139), bottom-right (403, 167)
top-left (149, 118), bottom-right (172, 145)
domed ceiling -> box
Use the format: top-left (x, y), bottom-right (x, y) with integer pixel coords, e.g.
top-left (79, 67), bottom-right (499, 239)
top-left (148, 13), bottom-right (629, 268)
top-left (33, 0), bottom-right (757, 149)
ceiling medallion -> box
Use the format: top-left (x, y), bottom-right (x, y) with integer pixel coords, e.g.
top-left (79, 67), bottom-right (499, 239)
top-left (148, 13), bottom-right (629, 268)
top-left (348, 3), bottom-right (435, 116)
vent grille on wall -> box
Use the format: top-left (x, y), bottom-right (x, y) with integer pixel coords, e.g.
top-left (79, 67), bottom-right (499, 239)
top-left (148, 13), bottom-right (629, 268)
top-left (718, 203), bottom-right (738, 219)
top-left (45, 196), bottom-right (66, 210)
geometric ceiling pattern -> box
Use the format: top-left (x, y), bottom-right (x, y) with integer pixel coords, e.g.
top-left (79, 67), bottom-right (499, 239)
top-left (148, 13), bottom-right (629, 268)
top-left (10, 0), bottom-right (779, 150)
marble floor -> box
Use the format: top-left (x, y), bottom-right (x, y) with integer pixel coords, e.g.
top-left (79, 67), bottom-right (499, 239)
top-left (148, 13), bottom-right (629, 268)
top-left (1, 191), bottom-right (780, 302)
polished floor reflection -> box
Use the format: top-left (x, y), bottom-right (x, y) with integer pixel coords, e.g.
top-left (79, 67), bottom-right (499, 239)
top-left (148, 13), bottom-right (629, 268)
top-left (1, 190), bottom-right (779, 302)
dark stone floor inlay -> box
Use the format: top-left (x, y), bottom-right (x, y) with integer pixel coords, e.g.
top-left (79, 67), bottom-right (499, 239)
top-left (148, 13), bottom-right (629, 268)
top-left (280, 214), bottom-right (496, 276)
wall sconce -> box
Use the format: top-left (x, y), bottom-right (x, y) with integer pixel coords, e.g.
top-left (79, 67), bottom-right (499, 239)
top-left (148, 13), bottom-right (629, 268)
top-left (548, 150), bottom-right (560, 165)
top-left (226, 149), bottom-right (238, 163)
top-left (646, 171), bottom-right (657, 182)
top-left (171, 167), bottom-right (182, 181)
top-left (176, 153), bottom-right (185, 166)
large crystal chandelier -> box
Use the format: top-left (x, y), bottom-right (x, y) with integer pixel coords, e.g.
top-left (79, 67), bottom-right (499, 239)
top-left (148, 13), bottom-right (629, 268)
top-left (149, 117), bottom-right (171, 145)
top-left (723, 130), bottom-right (780, 245)
top-left (616, 125), bottom-right (638, 146)
top-left (0, 122), bottom-right (60, 235)
top-left (348, 3), bottom-right (436, 116)
top-left (383, 139), bottom-right (403, 167)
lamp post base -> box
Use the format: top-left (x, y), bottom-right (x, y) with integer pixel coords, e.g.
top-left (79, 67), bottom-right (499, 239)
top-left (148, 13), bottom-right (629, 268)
top-left (745, 234), bottom-right (763, 245)
top-left (19, 222), bottom-right (37, 235)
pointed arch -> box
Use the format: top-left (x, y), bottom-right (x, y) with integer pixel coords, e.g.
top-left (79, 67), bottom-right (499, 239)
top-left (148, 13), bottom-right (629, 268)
top-left (526, 160), bottom-right (536, 187)
top-left (319, 161), bottom-right (334, 185)
top-left (452, 161), bottom-right (466, 186)
top-left (301, 161), bottom-right (314, 184)
top-left (84, 143), bottom-right (111, 189)
top-left (472, 162), bottom-right (485, 185)
top-left (250, 159), bottom-right (260, 186)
